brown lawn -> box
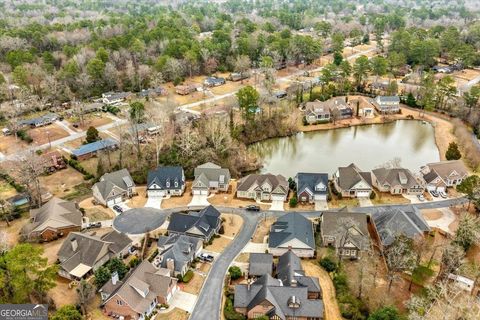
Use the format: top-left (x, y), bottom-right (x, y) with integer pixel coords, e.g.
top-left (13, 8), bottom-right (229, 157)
top-left (198, 262), bottom-right (211, 273)
top-left (161, 183), bottom-right (193, 209)
top-left (79, 197), bottom-right (115, 221)
top-left (207, 180), bottom-right (271, 210)
top-left (221, 213), bottom-right (243, 238)
top-left (39, 167), bottom-right (85, 198)
top-left (451, 68), bottom-right (480, 81)
top-left (372, 193), bottom-right (411, 205)
top-left (0, 180), bottom-right (17, 199)
top-left (421, 209), bottom-right (443, 220)
top-left (67, 114), bottom-right (113, 131)
top-left (235, 253), bottom-right (250, 263)
top-left (48, 276), bottom-right (79, 309)
top-left (1, 217), bottom-right (28, 247)
top-left (0, 135), bottom-right (28, 155)
top-left (205, 236), bottom-right (232, 253)
top-left (180, 272), bottom-right (205, 295)
top-left (126, 186), bottom-right (147, 208)
top-left (29, 124), bottom-right (70, 145)
top-left (252, 217), bottom-right (276, 243)
top-left (86, 295), bottom-right (111, 320)
top-left (156, 308), bottom-right (189, 320)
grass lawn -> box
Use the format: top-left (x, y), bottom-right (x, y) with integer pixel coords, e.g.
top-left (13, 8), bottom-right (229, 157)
top-left (205, 236), bottom-right (232, 253)
top-left (156, 308), bottom-right (189, 320)
top-left (181, 272), bottom-right (205, 295)
top-left (221, 214), bottom-right (243, 238)
top-left (372, 193), bottom-right (411, 205)
top-left (0, 180), bottom-right (17, 199)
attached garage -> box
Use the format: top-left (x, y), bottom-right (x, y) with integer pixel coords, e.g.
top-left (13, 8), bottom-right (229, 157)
top-left (271, 194), bottom-right (286, 201)
top-left (107, 197), bottom-right (122, 207)
top-left (356, 191), bottom-right (370, 198)
top-left (192, 189), bottom-right (208, 195)
top-left (148, 190), bottom-right (165, 198)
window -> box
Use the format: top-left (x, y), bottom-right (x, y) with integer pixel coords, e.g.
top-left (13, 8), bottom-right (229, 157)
top-left (116, 299), bottom-right (123, 306)
top-left (166, 181), bottom-right (170, 188)
top-left (174, 181), bottom-right (178, 188)
top-left (301, 196), bottom-right (307, 202)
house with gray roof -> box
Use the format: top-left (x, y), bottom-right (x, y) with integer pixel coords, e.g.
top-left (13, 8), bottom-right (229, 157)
top-left (71, 138), bottom-right (118, 161)
top-left (372, 167), bottom-right (424, 195)
top-left (372, 206), bottom-right (431, 247)
top-left (333, 163), bottom-right (372, 198)
top-left (420, 160), bottom-right (468, 192)
top-left (295, 172), bottom-right (329, 203)
top-left (268, 212), bottom-right (315, 257)
top-left (19, 113), bottom-right (57, 128)
top-left (320, 209), bottom-right (369, 259)
top-left (156, 234), bottom-right (203, 277)
top-left (192, 162), bottom-right (231, 195)
top-left (57, 230), bottom-right (132, 280)
top-left (102, 91), bottom-right (132, 105)
top-left (92, 169), bottom-right (136, 207)
top-left (234, 251), bottom-right (324, 320)
top-left (100, 260), bottom-right (178, 320)
top-left (22, 197), bottom-right (83, 242)
top-left (304, 100), bottom-right (331, 124)
top-left (373, 95), bottom-right (400, 113)
top-left (147, 166), bottom-right (185, 198)
top-left (167, 205), bottom-right (221, 242)
top-left (248, 253), bottom-right (274, 278)
top-left (236, 173), bottom-right (289, 202)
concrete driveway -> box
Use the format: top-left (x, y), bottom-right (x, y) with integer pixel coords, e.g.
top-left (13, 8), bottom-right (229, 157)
top-left (242, 242), bottom-right (268, 253)
top-left (145, 197), bottom-right (162, 209)
top-left (270, 200), bottom-right (284, 211)
top-left (169, 290), bottom-right (197, 313)
top-left (423, 207), bottom-right (456, 234)
top-left (358, 197), bottom-right (373, 207)
top-left (188, 194), bottom-right (209, 206)
top-left (315, 200), bottom-right (328, 210)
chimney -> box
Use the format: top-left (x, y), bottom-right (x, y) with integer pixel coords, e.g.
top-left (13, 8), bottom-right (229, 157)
top-left (247, 279), bottom-right (251, 291)
top-left (111, 271), bottom-right (119, 285)
top-left (70, 239), bottom-right (78, 252)
top-left (166, 258), bottom-right (175, 272)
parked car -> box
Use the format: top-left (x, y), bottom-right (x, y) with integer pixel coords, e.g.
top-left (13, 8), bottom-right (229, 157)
top-left (245, 205), bottom-right (260, 211)
top-left (417, 194), bottom-right (425, 202)
top-left (87, 222), bottom-right (102, 229)
top-left (439, 190), bottom-right (448, 199)
top-left (199, 253), bottom-right (214, 262)
top-left (430, 190), bottom-right (439, 198)
top-left (113, 205), bottom-right (123, 213)
top-left (128, 246), bottom-right (138, 255)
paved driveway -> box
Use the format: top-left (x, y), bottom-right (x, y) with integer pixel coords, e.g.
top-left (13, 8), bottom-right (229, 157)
top-left (358, 197), bottom-right (373, 207)
top-left (242, 242), bottom-right (268, 253)
top-left (270, 200), bottom-right (284, 211)
top-left (315, 200), bottom-right (328, 210)
top-left (423, 208), bottom-right (456, 234)
top-left (188, 194), bottom-right (209, 206)
top-left (145, 197), bottom-right (163, 209)
top-left (169, 290), bottom-right (197, 313)
top-left (113, 207), bottom-right (168, 234)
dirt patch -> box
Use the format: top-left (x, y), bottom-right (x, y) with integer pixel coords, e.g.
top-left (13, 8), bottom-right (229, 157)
top-left (205, 236), bottom-right (232, 253)
top-left (126, 186), bottom-right (147, 208)
top-left (67, 114), bottom-right (113, 131)
top-left (180, 272), bottom-right (205, 295)
top-left (451, 68), bottom-right (480, 81)
top-left (48, 276), bottom-right (79, 309)
top-left (39, 167), bottom-right (85, 198)
top-left (235, 253), bottom-right (250, 263)
top-left (422, 209), bottom-right (443, 220)
top-left (207, 180), bottom-right (271, 210)
top-left (198, 262), bottom-right (211, 273)
top-left (156, 308), bottom-right (189, 320)
top-left (79, 197), bottom-right (115, 221)
top-left (302, 260), bottom-right (343, 320)
top-left (0, 217), bottom-right (28, 248)
top-left (29, 124), bottom-right (70, 145)
top-left (221, 213), bottom-right (243, 238)
top-left (161, 183), bottom-right (193, 209)
top-left (252, 217), bottom-right (276, 243)
top-left (39, 238), bottom-right (64, 264)
top-left (0, 135), bottom-right (28, 155)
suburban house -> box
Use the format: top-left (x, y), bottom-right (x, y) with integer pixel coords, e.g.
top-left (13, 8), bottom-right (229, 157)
top-left (305, 100), bottom-right (331, 124)
top-left (19, 113), bottom-right (57, 128)
top-left (372, 96), bottom-right (400, 113)
top-left (320, 209), bottom-right (370, 259)
top-left (204, 76), bottom-right (226, 87)
top-left (146, 166), bottom-right (185, 198)
top-left (420, 160), bottom-right (468, 192)
top-left (102, 91), bottom-right (131, 105)
top-left (71, 138), bottom-right (118, 161)
top-left (167, 205), bottom-right (222, 242)
top-left (175, 84), bottom-right (197, 95)
top-left (248, 253), bottom-right (274, 278)
top-left (92, 169), bottom-right (136, 207)
top-left (372, 167), bottom-right (424, 195)
top-left (295, 172), bottom-right (329, 203)
top-left (156, 234), bottom-right (203, 277)
top-left (236, 174), bottom-right (289, 202)
top-left (100, 260), bottom-right (178, 320)
top-left (41, 150), bottom-right (67, 173)
top-left (372, 206), bottom-right (431, 247)
top-left (327, 97), bottom-right (354, 119)
top-left (228, 72), bottom-right (249, 81)
top-left (268, 212), bottom-right (315, 257)
top-left (234, 251), bottom-right (324, 320)
top-left (22, 197), bottom-right (83, 242)
top-left (333, 163), bottom-right (373, 198)
top-left (138, 87), bottom-right (167, 98)
top-left (57, 230), bottom-right (132, 280)
top-left (192, 162), bottom-right (231, 195)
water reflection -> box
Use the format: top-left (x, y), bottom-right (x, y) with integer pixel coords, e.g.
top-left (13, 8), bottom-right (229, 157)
top-left (249, 120), bottom-right (440, 178)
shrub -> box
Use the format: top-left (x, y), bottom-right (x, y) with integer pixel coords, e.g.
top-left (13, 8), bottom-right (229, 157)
top-left (319, 257), bottom-right (338, 273)
top-left (218, 225), bottom-right (225, 234)
top-left (17, 130), bottom-right (33, 143)
top-left (445, 141), bottom-right (461, 160)
top-left (369, 191), bottom-right (376, 199)
top-left (181, 270), bottom-right (194, 283)
top-left (67, 158), bottom-right (94, 179)
top-left (129, 257), bottom-right (140, 268)
top-left (368, 306), bottom-right (402, 320)
top-left (228, 266), bottom-right (243, 280)
top-left (289, 196), bottom-right (298, 207)
top-left (224, 294), bottom-right (246, 320)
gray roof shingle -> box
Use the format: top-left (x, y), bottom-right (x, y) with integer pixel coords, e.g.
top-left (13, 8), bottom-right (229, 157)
top-left (296, 172), bottom-right (329, 197)
top-left (248, 253), bottom-right (273, 277)
top-left (147, 166), bottom-right (184, 190)
top-left (167, 205), bottom-right (221, 240)
top-left (269, 213), bottom-right (314, 250)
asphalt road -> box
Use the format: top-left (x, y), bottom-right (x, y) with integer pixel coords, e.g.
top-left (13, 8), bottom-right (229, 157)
top-left (189, 207), bottom-right (260, 320)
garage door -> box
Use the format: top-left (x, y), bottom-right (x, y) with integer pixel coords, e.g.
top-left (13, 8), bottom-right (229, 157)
top-left (271, 194), bottom-right (285, 201)
top-left (193, 189), bottom-right (208, 195)
top-left (148, 190), bottom-right (165, 198)
top-left (107, 197), bottom-right (121, 207)
top-left (356, 191), bottom-right (370, 198)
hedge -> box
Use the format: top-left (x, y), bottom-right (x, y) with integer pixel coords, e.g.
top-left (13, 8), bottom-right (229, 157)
top-left (181, 270), bottom-right (194, 283)
top-left (0, 172), bottom-right (26, 192)
top-left (17, 130), bottom-right (33, 143)
top-left (66, 158), bottom-right (94, 180)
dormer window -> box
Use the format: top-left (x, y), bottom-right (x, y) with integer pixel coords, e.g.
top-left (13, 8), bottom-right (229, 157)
top-left (166, 181), bottom-right (170, 188)
top-left (174, 181), bottom-right (178, 188)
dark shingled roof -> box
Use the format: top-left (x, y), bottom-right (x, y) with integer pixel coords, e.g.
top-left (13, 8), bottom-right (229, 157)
top-left (373, 206), bottom-right (431, 246)
top-left (321, 210), bottom-right (370, 250)
top-left (296, 172), bottom-right (329, 198)
top-left (167, 205), bottom-right (221, 240)
top-left (147, 166), bottom-right (184, 190)
top-left (277, 251), bottom-right (321, 293)
top-left (269, 213), bottom-right (315, 250)
top-left (248, 253), bottom-right (274, 277)
top-left (336, 163), bottom-right (372, 190)
top-left (157, 234), bottom-right (202, 274)
top-left (236, 174), bottom-right (288, 194)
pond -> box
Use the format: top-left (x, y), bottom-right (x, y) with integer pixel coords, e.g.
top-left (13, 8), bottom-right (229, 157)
top-left (249, 120), bottom-right (440, 178)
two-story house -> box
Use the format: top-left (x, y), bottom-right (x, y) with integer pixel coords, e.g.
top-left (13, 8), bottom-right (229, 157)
top-left (147, 166), bottom-right (185, 198)
top-left (295, 172), bottom-right (329, 203)
top-left (373, 96), bottom-right (400, 113)
top-left (92, 169), bottom-right (136, 207)
top-left (167, 205), bottom-right (222, 242)
top-left (420, 160), bottom-right (468, 192)
top-left (236, 174), bottom-right (289, 202)
top-left (333, 163), bottom-right (372, 198)
top-left (192, 162), bottom-right (231, 195)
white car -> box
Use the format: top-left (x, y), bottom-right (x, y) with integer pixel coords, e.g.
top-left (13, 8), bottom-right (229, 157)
top-left (417, 194), bottom-right (425, 202)
top-left (438, 190), bottom-right (448, 199)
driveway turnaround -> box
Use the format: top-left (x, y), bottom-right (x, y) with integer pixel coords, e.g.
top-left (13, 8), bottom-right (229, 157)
top-left (113, 207), bottom-right (168, 234)
top-left (189, 210), bottom-right (260, 320)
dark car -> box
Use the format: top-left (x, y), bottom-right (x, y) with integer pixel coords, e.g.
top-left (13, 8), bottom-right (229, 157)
top-left (87, 222), bottom-right (102, 229)
top-left (113, 205), bottom-right (123, 213)
top-left (430, 190), bottom-right (439, 198)
top-left (245, 205), bottom-right (260, 211)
